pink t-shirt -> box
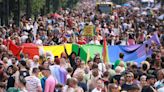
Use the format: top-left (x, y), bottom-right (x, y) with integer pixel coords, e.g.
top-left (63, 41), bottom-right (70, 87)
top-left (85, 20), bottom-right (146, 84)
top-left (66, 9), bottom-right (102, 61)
top-left (127, 39), bottom-right (135, 45)
top-left (44, 75), bottom-right (57, 92)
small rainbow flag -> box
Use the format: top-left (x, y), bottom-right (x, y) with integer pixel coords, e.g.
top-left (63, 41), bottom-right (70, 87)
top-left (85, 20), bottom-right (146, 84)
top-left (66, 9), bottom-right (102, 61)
top-left (102, 38), bottom-right (109, 64)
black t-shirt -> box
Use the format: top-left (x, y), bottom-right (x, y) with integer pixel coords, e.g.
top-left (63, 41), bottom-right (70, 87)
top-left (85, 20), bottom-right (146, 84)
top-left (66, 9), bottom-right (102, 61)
top-left (7, 75), bottom-right (15, 89)
top-left (141, 86), bottom-right (154, 92)
top-left (147, 68), bottom-right (157, 78)
top-left (110, 74), bottom-right (121, 84)
top-left (121, 83), bottom-right (133, 91)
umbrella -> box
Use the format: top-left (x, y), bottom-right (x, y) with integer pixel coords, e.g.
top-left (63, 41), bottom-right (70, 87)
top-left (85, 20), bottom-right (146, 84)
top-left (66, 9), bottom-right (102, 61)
top-left (51, 13), bottom-right (62, 19)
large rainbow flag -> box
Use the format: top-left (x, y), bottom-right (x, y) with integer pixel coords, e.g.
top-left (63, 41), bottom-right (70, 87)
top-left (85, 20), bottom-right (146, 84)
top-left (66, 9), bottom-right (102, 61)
top-left (6, 33), bottom-right (160, 65)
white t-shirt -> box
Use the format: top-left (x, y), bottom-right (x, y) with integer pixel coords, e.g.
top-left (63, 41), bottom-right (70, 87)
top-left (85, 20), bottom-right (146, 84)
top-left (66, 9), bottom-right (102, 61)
top-left (30, 62), bottom-right (39, 69)
top-left (89, 40), bottom-right (100, 45)
top-left (66, 74), bottom-right (71, 79)
top-left (98, 63), bottom-right (106, 72)
top-left (34, 39), bottom-right (43, 46)
top-left (92, 88), bottom-right (102, 92)
top-left (63, 85), bottom-right (75, 92)
top-left (154, 79), bottom-right (164, 92)
top-left (25, 76), bottom-right (42, 92)
top-left (21, 35), bottom-right (28, 43)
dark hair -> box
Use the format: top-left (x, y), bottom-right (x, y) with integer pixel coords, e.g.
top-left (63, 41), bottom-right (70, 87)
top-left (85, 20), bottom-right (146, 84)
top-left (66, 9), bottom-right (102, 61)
top-left (70, 52), bottom-right (77, 57)
top-left (103, 71), bottom-right (109, 77)
top-left (92, 69), bottom-right (99, 77)
top-left (161, 56), bottom-right (164, 62)
top-left (32, 68), bottom-right (38, 73)
top-left (38, 66), bottom-right (44, 71)
top-left (66, 78), bottom-right (71, 85)
top-left (142, 63), bottom-right (148, 71)
top-left (119, 53), bottom-right (124, 59)
top-left (67, 67), bottom-right (73, 73)
top-left (55, 84), bottom-right (63, 90)
top-left (151, 53), bottom-right (156, 59)
top-left (146, 74), bottom-right (155, 80)
top-left (92, 63), bottom-right (98, 69)
top-left (146, 57), bottom-right (152, 63)
top-left (133, 72), bottom-right (139, 79)
top-left (19, 60), bottom-right (26, 67)
top-left (131, 64), bottom-right (138, 69)
top-left (6, 65), bottom-right (14, 75)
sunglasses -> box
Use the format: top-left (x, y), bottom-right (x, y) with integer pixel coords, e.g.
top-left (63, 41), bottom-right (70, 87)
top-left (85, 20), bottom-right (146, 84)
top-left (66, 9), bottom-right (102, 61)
top-left (127, 76), bottom-right (132, 77)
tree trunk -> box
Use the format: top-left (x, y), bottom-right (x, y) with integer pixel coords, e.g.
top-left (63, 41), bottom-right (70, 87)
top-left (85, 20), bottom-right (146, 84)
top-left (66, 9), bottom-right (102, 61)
top-left (26, 0), bottom-right (31, 19)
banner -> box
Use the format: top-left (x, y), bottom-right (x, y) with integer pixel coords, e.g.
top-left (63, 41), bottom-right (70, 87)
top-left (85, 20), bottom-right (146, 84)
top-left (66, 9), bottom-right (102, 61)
top-left (108, 33), bottom-right (160, 64)
top-left (21, 43), bottom-right (39, 59)
top-left (108, 45), bottom-right (147, 64)
top-left (72, 44), bottom-right (103, 63)
top-left (8, 40), bottom-right (22, 56)
top-left (42, 44), bottom-right (72, 58)
top-left (6, 33), bottom-right (160, 65)
top-left (83, 25), bottom-right (95, 36)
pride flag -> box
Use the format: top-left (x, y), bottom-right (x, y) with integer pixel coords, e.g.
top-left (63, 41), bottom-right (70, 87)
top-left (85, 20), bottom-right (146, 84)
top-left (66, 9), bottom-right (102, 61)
top-left (102, 38), bottom-right (109, 64)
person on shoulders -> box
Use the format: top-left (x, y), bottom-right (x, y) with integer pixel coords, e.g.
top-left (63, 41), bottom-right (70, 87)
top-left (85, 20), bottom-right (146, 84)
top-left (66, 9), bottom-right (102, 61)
top-left (114, 53), bottom-right (126, 69)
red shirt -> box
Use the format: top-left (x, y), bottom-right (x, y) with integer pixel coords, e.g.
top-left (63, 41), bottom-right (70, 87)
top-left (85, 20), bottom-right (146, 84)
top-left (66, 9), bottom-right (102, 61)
top-left (77, 40), bottom-right (86, 45)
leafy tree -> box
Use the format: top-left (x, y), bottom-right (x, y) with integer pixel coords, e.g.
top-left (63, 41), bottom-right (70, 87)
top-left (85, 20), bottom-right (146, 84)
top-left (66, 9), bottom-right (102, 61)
top-left (31, 0), bottom-right (45, 15)
top-left (112, 0), bottom-right (127, 5)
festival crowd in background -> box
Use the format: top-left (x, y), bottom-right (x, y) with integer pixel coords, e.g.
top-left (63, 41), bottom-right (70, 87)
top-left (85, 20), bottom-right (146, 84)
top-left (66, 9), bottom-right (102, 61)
top-left (0, 0), bottom-right (164, 92)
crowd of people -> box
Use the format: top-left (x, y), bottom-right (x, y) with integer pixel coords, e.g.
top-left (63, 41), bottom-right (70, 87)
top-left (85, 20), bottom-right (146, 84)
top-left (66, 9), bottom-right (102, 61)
top-left (0, 0), bottom-right (164, 92)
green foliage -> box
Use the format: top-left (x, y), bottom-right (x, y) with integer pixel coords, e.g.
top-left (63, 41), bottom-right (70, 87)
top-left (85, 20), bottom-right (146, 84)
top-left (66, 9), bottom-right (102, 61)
top-left (112, 0), bottom-right (127, 5)
top-left (61, 0), bottom-right (68, 8)
top-left (31, 0), bottom-right (45, 15)
top-left (66, 0), bottom-right (79, 8)
top-left (18, 0), bottom-right (79, 16)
